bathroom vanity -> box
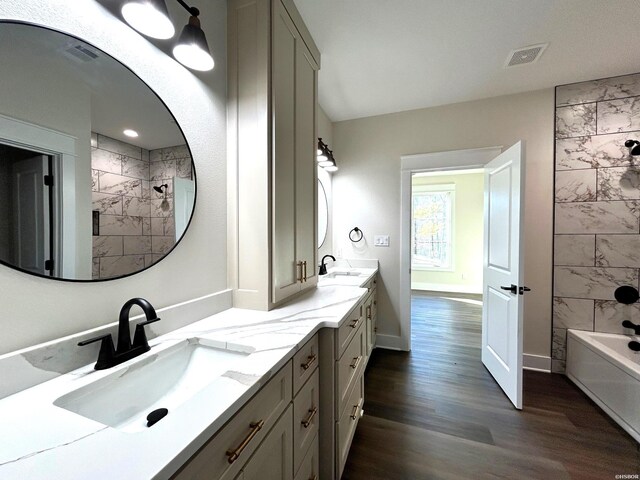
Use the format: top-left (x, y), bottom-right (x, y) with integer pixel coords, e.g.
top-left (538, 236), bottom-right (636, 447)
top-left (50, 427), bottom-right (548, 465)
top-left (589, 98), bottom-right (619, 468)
top-left (0, 267), bottom-right (378, 480)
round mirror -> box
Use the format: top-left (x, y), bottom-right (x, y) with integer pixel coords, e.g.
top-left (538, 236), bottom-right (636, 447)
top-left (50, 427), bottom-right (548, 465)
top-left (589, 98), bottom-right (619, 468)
top-left (318, 179), bottom-right (328, 248)
top-left (0, 22), bottom-right (196, 281)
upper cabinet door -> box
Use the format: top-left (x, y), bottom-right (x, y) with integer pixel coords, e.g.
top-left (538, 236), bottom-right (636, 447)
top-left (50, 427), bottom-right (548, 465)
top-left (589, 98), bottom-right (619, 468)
top-left (295, 39), bottom-right (318, 288)
top-left (272, 0), bottom-right (299, 303)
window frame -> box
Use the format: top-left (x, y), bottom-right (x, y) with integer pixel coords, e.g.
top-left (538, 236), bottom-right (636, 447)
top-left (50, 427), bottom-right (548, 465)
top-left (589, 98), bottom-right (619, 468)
top-left (410, 183), bottom-right (455, 272)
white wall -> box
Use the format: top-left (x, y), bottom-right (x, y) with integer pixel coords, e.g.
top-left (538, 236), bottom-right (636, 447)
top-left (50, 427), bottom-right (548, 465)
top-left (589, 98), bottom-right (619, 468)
top-left (317, 106), bottom-right (334, 262)
top-left (411, 172), bottom-right (484, 294)
top-left (332, 88), bottom-right (554, 357)
top-left (0, 0), bottom-right (228, 354)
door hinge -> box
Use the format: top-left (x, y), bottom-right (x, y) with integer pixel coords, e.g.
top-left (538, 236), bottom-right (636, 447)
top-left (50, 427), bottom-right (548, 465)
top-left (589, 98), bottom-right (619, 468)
top-left (45, 259), bottom-right (54, 271)
top-left (44, 175), bottom-right (54, 186)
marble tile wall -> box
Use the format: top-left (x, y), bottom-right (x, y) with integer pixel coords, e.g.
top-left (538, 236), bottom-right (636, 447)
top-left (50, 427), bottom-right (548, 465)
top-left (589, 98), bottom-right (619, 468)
top-left (553, 72), bottom-right (640, 373)
top-left (91, 135), bottom-right (192, 279)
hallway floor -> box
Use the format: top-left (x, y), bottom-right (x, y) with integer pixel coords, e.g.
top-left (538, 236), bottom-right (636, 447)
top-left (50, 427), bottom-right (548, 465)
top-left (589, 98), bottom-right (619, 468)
top-left (341, 291), bottom-right (640, 479)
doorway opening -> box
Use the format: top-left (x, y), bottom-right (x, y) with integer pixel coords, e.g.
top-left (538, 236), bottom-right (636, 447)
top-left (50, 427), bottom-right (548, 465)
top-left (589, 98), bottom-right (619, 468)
top-left (0, 143), bottom-right (55, 276)
top-left (410, 168), bottom-right (485, 365)
top-left (400, 144), bottom-right (526, 409)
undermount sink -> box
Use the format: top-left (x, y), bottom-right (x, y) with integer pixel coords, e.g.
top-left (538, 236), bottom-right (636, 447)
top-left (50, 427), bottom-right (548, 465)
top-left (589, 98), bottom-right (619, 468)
top-left (54, 338), bottom-right (252, 433)
top-left (324, 271), bottom-right (363, 278)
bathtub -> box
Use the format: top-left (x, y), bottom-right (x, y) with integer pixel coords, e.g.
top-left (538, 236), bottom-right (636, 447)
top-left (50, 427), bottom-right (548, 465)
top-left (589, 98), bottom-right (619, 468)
top-left (566, 330), bottom-right (640, 443)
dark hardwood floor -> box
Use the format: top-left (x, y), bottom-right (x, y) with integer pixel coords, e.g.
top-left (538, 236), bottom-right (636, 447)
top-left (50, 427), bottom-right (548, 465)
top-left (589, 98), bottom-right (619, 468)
top-left (342, 291), bottom-right (640, 479)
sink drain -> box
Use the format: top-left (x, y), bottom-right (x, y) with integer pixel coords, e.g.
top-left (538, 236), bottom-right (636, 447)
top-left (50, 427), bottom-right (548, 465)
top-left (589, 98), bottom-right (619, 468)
top-left (147, 408), bottom-right (168, 427)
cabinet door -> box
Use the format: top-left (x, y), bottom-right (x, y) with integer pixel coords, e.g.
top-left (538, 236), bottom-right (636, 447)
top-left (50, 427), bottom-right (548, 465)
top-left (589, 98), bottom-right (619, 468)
top-left (242, 405), bottom-right (294, 480)
top-left (272, 0), bottom-right (300, 303)
top-left (294, 36), bottom-right (318, 290)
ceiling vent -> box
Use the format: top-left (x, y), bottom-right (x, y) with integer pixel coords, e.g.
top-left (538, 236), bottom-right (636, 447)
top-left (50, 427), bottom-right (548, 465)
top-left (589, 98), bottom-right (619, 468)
top-left (63, 43), bottom-right (99, 63)
top-left (505, 43), bottom-right (548, 68)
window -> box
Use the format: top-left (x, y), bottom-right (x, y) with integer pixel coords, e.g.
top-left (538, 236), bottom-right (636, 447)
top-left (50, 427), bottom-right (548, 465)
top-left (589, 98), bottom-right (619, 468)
top-left (411, 184), bottom-right (454, 270)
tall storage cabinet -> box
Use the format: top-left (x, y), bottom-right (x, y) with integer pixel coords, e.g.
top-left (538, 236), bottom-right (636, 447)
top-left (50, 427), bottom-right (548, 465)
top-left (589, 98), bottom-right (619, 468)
top-left (228, 0), bottom-right (320, 310)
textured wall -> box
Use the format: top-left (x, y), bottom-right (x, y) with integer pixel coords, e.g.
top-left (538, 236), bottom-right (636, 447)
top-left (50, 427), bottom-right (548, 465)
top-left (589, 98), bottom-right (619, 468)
top-left (552, 73), bottom-right (640, 373)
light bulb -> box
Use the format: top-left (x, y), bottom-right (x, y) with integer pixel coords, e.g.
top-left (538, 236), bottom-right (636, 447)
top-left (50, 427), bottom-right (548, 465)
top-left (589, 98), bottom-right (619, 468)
top-left (121, 1), bottom-right (175, 39)
top-left (173, 44), bottom-right (214, 71)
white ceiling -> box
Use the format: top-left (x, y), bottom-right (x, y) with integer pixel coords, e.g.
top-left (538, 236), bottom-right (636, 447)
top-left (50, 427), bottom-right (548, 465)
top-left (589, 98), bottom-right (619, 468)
top-left (293, 0), bottom-right (640, 122)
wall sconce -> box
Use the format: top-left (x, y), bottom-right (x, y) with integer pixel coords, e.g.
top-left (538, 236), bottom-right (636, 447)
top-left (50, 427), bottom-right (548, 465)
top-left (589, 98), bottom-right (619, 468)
top-left (317, 138), bottom-right (338, 172)
top-left (121, 0), bottom-right (215, 72)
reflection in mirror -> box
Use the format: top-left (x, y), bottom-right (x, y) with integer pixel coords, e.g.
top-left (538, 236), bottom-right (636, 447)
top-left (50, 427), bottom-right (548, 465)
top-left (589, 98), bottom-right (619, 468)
top-left (318, 179), bottom-right (328, 248)
top-left (0, 23), bottom-right (196, 281)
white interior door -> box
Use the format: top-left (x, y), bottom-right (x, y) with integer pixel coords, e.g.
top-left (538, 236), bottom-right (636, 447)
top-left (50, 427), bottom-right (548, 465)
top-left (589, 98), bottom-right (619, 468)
top-left (481, 141), bottom-right (526, 409)
top-left (173, 177), bottom-right (195, 241)
top-left (12, 154), bottom-right (49, 274)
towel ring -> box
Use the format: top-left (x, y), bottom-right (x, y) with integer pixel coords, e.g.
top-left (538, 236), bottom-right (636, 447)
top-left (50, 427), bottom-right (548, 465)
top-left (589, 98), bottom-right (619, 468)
top-left (349, 227), bottom-right (363, 243)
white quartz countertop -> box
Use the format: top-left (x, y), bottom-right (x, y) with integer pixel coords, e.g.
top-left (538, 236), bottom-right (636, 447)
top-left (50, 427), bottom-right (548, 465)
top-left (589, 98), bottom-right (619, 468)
top-left (0, 268), bottom-right (377, 480)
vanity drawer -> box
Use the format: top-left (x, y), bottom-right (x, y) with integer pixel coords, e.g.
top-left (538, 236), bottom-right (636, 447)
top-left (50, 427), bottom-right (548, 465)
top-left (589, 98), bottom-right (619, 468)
top-left (293, 369), bottom-right (319, 474)
top-left (292, 334), bottom-right (318, 395)
top-left (172, 361), bottom-right (293, 480)
top-left (293, 432), bottom-right (319, 480)
top-left (337, 302), bottom-right (363, 357)
top-left (336, 373), bottom-right (364, 478)
top-left (336, 322), bottom-right (365, 417)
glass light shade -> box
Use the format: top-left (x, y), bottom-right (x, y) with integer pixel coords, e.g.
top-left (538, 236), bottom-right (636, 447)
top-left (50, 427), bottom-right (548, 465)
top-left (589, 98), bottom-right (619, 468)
top-left (317, 154), bottom-right (328, 162)
top-left (317, 148), bottom-right (323, 155)
top-left (319, 160), bottom-right (334, 168)
top-left (325, 165), bottom-right (338, 172)
top-left (173, 17), bottom-right (215, 71)
top-left (121, 0), bottom-right (175, 39)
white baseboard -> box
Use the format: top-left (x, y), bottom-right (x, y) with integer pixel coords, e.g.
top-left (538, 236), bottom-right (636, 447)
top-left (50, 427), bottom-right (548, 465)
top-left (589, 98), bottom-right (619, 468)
top-left (411, 282), bottom-right (482, 294)
top-left (523, 353), bottom-right (551, 372)
top-left (375, 334), bottom-right (409, 351)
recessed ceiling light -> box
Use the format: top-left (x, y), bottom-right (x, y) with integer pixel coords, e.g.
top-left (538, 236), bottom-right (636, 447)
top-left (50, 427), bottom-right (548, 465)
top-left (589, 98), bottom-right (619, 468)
top-left (123, 129), bottom-right (139, 138)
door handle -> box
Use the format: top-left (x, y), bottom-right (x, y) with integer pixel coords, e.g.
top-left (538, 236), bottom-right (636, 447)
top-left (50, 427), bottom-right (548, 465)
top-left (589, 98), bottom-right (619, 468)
top-left (519, 286), bottom-right (531, 295)
top-left (500, 284), bottom-right (518, 295)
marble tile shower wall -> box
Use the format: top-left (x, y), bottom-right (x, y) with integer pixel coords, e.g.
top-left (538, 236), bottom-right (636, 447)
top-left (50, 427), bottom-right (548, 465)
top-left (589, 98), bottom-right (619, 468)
top-left (91, 134), bottom-right (192, 279)
top-left (553, 73), bottom-right (640, 373)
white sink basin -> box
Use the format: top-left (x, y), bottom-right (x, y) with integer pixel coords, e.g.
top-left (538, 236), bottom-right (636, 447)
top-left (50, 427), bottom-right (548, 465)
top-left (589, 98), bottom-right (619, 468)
top-left (54, 338), bottom-right (251, 432)
top-left (323, 271), bottom-right (362, 278)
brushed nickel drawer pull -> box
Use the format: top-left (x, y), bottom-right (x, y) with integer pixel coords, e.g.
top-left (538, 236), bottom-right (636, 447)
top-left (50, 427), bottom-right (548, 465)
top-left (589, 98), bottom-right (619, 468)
top-left (226, 419), bottom-right (265, 464)
top-left (350, 403), bottom-right (359, 420)
top-left (301, 406), bottom-right (318, 428)
top-left (301, 353), bottom-right (317, 371)
top-left (350, 318), bottom-right (359, 329)
top-left (350, 355), bottom-right (362, 370)
top-left (366, 305), bottom-right (371, 320)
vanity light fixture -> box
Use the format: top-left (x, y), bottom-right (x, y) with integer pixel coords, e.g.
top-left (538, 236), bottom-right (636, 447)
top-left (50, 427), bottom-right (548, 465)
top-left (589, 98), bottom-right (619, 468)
top-left (123, 129), bottom-right (139, 137)
top-left (121, 0), bottom-right (215, 72)
top-left (317, 138), bottom-right (338, 172)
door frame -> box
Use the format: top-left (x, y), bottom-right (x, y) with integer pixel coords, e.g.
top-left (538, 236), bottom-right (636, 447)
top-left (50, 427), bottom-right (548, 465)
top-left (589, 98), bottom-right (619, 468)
top-left (0, 113), bottom-right (78, 278)
top-left (399, 146), bottom-right (502, 351)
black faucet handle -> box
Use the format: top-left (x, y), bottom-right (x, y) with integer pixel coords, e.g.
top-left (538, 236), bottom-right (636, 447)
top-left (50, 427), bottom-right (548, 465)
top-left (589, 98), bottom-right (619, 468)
top-left (137, 316), bottom-right (161, 327)
top-left (78, 334), bottom-right (116, 370)
top-left (78, 333), bottom-right (112, 347)
top-left (132, 317), bottom-right (160, 350)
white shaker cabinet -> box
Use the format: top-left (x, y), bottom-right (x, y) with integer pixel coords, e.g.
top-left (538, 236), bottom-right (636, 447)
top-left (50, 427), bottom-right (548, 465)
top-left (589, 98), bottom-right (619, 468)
top-left (228, 0), bottom-right (320, 310)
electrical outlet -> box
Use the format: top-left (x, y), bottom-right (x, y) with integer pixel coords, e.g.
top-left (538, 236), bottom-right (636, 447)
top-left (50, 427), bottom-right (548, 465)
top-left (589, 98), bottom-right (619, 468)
top-left (374, 235), bottom-right (390, 247)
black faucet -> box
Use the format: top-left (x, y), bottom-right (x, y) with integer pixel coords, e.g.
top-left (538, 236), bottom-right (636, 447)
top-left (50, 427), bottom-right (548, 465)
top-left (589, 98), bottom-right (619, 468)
top-left (319, 254), bottom-right (336, 275)
top-left (78, 298), bottom-right (161, 370)
top-left (622, 320), bottom-right (640, 335)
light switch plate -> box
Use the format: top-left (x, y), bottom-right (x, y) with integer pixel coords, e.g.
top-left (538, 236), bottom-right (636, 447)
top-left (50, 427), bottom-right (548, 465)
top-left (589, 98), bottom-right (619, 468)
top-left (374, 235), bottom-right (390, 247)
